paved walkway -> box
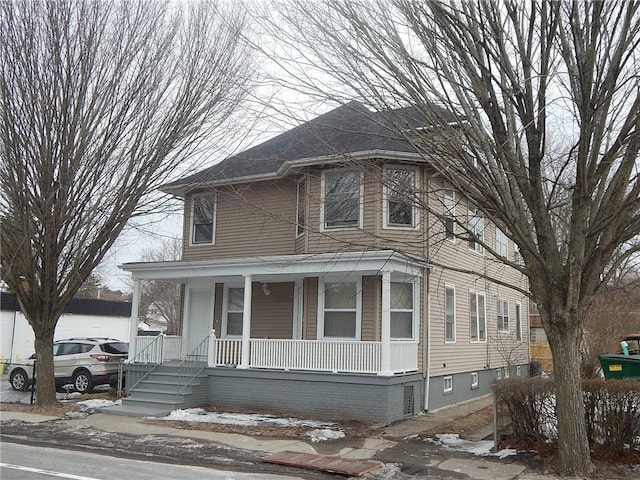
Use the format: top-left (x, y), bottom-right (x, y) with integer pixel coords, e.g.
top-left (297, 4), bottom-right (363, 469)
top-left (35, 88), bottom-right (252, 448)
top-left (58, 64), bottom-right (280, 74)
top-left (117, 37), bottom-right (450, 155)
top-left (0, 394), bottom-right (569, 480)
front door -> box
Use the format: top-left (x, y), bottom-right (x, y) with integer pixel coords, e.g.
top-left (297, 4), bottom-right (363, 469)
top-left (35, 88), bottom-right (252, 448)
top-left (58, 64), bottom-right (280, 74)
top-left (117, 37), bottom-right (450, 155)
top-left (186, 289), bottom-right (214, 354)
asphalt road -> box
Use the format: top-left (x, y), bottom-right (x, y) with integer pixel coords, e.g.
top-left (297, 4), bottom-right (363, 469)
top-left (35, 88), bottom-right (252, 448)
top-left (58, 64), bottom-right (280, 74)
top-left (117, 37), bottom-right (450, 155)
top-left (1, 442), bottom-right (306, 480)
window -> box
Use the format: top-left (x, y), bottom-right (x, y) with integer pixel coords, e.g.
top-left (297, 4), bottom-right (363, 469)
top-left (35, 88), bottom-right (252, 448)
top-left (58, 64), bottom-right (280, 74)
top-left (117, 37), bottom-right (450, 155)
top-left (444, 190), bottom-right (455, 239)
top-left (515, 302), bottom-right (522, 341)
top-left (320, 280), bottom-right (360, 339)
top-left (323, 170), bottom-right (360, 228)
top-left (296, 178), bottom-right (306, 237)
top-left (497, 299), bottom-right (509, 332)
top-left (471, 372), bottom-right (479, 389)
top-left (516, 365), bottom-right (522, 377)
top-left (470, 292), bottom-right (486, 342)
top-left (444, 376), bottom-right (453, 394)
top-left (391, 282), bottom-right (414, 339)
top-left (495, 229), bottom-right (508, 257)
top-left (445, 286), bottom-right (456, 342)
top-left (224, 287), bottom-right (244, 337)
top-left (385, 168), bottom-right (415, 227)
top-left (191, 196), bottom-right (215, 244)
top-left (496, 368), bottom-right (502, 380)
top-left (504, 367), bottom-right (510, 378)
top-left (513, 245), bottom-right (522, 264)
top-left (467, 202), bottom-right (484, 253)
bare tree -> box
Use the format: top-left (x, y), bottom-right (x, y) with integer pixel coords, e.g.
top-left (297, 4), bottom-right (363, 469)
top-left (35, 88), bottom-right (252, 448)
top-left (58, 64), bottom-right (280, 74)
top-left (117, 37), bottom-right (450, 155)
top-left (138, 237), bottom-right (182, 335)
top-left (256, 0), bottom-right (640, 474)
top-left (0, 0), bottom-right (255, 406)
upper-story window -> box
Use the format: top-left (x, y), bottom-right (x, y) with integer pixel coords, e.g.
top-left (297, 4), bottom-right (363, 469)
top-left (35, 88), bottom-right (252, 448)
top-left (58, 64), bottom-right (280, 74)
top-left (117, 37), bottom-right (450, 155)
top-left (515, 302), bottom-right (522, 341)
top-left (467, 202), bottom-right (484, 253)
top-left (495, 228), bottom-right (508, 257)
top-left (191, 196), bottom-right (216, 245)
top-left (385, 168), bottom-right (416, 228)
top-left (322, 170), bottom-right (361, 229)
top-left (445, 285), bottom-right (456, 342)
top-left (444, 190), bottom-right (455, 240)
top-left (296, 178), bottom-right (306, 237)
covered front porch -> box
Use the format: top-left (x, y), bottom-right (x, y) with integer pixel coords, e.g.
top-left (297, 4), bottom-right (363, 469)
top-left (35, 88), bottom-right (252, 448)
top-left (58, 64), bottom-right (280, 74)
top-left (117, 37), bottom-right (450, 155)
top-left (123, 250), bottom-right (428, 377)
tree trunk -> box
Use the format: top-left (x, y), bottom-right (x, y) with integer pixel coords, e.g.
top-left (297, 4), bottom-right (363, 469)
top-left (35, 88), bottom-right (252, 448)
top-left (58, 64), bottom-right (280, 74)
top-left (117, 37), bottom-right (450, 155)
top-left (547, 317), bottom-right (595, 476)
top-left (32, 323), bottom-right (57, 407)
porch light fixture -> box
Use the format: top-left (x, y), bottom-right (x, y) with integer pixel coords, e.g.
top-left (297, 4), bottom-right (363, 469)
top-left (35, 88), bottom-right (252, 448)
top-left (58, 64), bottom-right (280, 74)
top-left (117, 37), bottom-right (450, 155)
top-left (262, 283), bottom-right (271, 296)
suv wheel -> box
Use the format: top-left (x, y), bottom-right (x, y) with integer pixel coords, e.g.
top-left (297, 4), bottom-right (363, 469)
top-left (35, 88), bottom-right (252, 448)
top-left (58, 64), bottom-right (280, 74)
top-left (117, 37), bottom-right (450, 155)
top-left (10, 369), bottom-right (29, 391)
top-left (73, 370), bottom-right (93, 393)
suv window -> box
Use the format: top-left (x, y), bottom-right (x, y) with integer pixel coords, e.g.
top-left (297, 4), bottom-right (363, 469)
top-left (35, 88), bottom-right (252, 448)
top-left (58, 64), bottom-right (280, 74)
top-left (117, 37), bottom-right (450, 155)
top-left (101, 342), bottom-right (128, 354)
top-left (59, 343), bottom-right (82, 355)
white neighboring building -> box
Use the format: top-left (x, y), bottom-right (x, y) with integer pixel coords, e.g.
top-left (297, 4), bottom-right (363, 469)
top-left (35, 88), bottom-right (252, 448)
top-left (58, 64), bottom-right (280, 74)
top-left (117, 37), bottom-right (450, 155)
top-left (0, 292), bottom-right (131, 365)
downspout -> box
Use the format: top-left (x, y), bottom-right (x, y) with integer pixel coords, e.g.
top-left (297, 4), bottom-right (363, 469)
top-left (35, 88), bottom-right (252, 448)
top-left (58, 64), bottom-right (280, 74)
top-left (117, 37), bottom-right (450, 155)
top-left (422, 169), bottom-right (431, 412)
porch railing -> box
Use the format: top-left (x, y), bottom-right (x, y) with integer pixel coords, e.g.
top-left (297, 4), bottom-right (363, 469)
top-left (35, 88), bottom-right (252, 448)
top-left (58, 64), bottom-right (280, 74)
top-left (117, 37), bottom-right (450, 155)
top-left (135, 335), bottom-right (182, 363)
top-left (249, 339), bottom-right (383, 373)
top-left (177, 335), bottom-right (209, 396)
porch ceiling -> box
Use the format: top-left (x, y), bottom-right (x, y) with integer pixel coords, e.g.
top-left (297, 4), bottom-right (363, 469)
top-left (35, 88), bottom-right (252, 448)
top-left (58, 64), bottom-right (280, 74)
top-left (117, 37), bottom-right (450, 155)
top-left (120, 250), bottom-right (429, 283)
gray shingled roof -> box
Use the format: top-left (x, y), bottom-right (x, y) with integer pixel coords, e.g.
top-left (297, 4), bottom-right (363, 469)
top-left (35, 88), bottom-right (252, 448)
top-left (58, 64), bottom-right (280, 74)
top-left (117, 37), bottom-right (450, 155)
top-left (162, 101), bottom-right (454, 195)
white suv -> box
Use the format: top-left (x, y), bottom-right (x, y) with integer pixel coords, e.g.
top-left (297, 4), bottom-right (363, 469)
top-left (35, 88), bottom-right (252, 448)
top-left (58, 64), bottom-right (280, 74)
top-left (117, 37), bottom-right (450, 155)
top-left (8, 337), bottom-right (128, 393)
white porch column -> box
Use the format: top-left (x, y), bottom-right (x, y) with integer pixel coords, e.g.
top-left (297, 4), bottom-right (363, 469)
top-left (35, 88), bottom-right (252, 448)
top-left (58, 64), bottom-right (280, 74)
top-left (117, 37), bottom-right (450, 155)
top-left (128, 279), bottom-right (140, 360)
top-left (239, 275), bottom-right (252, 368)
top-left (181, 287), bottom-right (192, 358)
top-left (380, 270), bottom-right (392, 375)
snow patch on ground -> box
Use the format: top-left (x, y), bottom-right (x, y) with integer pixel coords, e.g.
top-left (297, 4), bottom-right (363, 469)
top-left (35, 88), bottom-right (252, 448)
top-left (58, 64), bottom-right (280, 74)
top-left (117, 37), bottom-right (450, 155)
top-left (433, 433), bottom-right (518, 459)
top-left (304, 428), bottom-right (345, 442)
top-left (76, 398), bottom-right (121, 411)
top-left (156, 408), bottom-right (335, 428)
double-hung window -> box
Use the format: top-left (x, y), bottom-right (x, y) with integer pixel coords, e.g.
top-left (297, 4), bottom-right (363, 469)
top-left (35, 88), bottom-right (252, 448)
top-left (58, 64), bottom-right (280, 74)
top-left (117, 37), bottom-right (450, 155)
top-left (224, 287), bottom-right (244, 337)
top-left (323, 170), bottom-right (360, 228)
top-left (385, 168), bottom-right (415, 227)
top-left (191, 196), bottom-right (215, 244)
top-left (296, 178), bottom-right (306, 236)
top-left (445, 286), bottom-right (456, 342)
top-left (391, 282), bottom-right (414, 339)
top-left (497, 299), bottom-right (509, 332)
top-left (470, 291), bottom-right (486, 342)
top-left (444, 190), bottom-right (455, 239)
top-left (467, 202), bottom-right (484, 253)
top-left (495, 229), bottom-right (508, 257)
top-left (320, 280), bottom-right (360, 339)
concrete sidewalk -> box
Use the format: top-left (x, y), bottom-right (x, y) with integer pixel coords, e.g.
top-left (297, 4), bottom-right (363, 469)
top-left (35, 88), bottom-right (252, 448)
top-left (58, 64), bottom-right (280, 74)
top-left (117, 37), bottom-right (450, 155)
top-left (0, 397), bottom-right (564, 480)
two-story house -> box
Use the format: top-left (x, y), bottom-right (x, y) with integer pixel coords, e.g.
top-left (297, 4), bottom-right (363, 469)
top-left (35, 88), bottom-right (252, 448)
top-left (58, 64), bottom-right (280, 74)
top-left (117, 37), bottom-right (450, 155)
top-left (116, 101), bottom-right (530, 422)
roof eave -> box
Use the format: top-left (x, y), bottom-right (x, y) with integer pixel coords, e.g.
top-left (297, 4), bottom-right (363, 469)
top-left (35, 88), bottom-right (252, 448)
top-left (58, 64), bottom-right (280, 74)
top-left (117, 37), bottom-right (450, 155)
top-left (161, 149), bottom-right (426, 198)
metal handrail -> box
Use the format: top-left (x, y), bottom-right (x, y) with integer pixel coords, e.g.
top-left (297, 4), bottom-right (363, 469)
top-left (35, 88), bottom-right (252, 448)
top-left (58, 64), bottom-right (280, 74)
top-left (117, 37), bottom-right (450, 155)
top-left (176, 335), bottom-right (209, 397)
top-left (126, 335), bottom-right (165, 392)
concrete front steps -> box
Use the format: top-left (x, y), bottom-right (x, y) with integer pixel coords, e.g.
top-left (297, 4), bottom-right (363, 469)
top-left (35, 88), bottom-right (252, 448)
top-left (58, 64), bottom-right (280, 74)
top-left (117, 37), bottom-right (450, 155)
top-left (101, 364), bottom-right (208, 417)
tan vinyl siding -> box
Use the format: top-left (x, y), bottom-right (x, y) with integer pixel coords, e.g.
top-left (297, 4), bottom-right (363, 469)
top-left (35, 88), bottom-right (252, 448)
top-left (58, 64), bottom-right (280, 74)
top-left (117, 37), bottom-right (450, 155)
top-left (250, 282), bottom-right (294, 339)
top-left (183, 179), bottom-right (297, 260)
top-left (304, 277), bottom-right (318, 340)
top-left (361, 276), bottom-right (379, 341)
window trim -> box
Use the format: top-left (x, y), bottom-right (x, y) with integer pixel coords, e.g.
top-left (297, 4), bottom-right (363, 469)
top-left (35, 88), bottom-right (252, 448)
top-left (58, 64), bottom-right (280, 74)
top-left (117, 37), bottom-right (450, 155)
top-left (320, 169), bottom-right (363, 231)
top-left (221, 283), bottom-right (244, 339)
top-left (495, 228), bottom-right (508, 257)
top-left (471, 372), bottom-right (479, 389)
top-left (317, 277), bottom-right (362, 341)
top-left (467, 202), bottom-right (484, 254)
top-left (469, 291), bottom-right (487, 343)
top-left (390, 280), bottom-right (418, 340)
top-left (444, 189), bottom-right (456, 241)
top-left (497, 299), bottom-right (509, 332)
top-left (444, 284), bottom-right (456, 343)
top-left (443, 375), bottom-right (453, 394)
top-left (190, 194), bottom-right (216, 246)
top-left (383, 166), bottom-right (419, 230)
top-left (296, 177), bottom-right (306, 238)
